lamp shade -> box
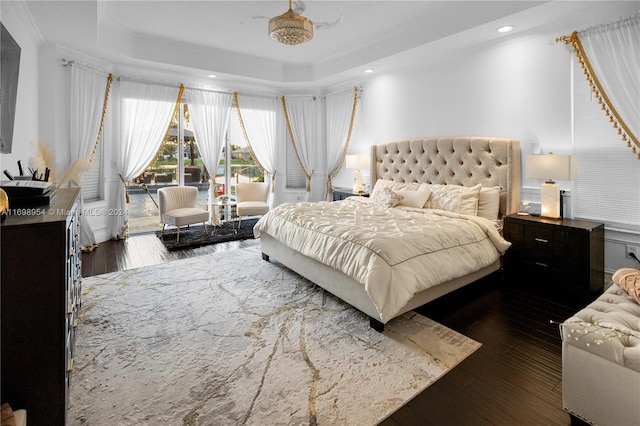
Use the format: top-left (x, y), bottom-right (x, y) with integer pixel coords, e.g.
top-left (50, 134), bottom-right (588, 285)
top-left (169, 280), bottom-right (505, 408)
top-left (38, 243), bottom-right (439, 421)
top-left (525, 154), bottom-right (577, 181)
top-left (345, 154), bottom-right (369, 170)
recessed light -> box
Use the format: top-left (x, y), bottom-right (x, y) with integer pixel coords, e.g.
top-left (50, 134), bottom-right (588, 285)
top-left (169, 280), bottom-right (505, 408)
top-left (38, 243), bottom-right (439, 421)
top-left (498, 25), bottom-right (514, 33)
top-left (207, 74), bottom-right (217, 78)
top-left (364, 69), bottom-right (374, 73)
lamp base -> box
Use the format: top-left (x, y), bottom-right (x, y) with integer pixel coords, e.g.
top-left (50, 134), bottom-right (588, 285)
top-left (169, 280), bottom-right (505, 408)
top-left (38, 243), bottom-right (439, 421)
top-left (540, 181), bottom-right (560, 219)
top-left (352, 169), bottom-right (363, 194)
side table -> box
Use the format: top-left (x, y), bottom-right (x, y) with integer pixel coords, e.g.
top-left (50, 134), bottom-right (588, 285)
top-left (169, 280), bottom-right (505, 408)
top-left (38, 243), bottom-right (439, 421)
top-left (332, 187), bottom-right (370, 201)
top-left (503, 214), bottom-right (604, 306)
top-left (210, 201), bottom-right (238, 232)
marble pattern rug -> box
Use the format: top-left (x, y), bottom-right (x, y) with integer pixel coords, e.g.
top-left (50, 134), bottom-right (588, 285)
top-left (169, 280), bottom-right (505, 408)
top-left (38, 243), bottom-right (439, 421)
top-left (68, 246), bottom-right (480, 425)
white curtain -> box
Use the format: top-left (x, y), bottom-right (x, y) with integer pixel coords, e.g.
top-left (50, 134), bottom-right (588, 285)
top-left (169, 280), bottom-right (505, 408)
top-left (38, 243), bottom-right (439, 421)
top-left (69, 65), bottom-right (110, 248)
top-left (185, 89), bottom-right (232, 182)
top-left (111, 81), bottom-right (182, 238)
top-left (234, 93), bottom-right (278, 204)
top-left (282, 95), bottom-right (319, 198)
top-left (325, 88), bottom-right (358, 200)
top-left (576, 13), bottom-right (640, 154)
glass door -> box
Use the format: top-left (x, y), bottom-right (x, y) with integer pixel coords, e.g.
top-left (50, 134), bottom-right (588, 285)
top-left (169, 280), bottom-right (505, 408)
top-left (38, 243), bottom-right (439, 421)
top-left (125, 103), bottom-right (261, 234)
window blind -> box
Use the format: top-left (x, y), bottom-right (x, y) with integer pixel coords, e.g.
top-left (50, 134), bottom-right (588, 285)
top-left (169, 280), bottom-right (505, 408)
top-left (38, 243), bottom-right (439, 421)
top-left (80, 135), bottom-right (103, 202)
top-left (285, 135), bottom-right (306, 189)
top-left (573, 63), bottom-right (640, 232)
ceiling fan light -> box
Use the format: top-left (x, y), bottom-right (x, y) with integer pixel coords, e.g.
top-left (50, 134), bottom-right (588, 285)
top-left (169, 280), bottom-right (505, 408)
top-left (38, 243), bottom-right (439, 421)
top-left (269, 3), bottom-right (314, 45)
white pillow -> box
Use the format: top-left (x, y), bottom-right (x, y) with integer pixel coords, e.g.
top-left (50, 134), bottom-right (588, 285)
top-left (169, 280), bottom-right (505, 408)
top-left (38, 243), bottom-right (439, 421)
top-left (422, 183), bottom-right (482, 215)
top-left (374, 187), bottom-right (403, 207)
top-left (370, 179), bottom-right (422, 200)
top-left (396, 189), bottom-right (431, 208)
top-left (477, 186), bottom-right (501, 220)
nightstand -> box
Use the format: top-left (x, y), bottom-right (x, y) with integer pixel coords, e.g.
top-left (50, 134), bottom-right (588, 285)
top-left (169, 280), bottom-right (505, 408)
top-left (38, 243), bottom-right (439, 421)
top-left (332, 187), bottom-right (369, 201)
top-left (503, 214), bottom-right (604, 306)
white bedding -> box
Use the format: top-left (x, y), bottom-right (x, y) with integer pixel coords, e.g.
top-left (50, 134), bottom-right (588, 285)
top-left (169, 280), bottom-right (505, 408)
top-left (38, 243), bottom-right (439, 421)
top-left (254, 197), bottom-right (511, 323)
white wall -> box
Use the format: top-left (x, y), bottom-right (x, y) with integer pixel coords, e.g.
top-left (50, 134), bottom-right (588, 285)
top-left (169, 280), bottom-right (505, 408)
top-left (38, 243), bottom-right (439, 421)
top-left (333, 32), bottom-right (572, 189)
top-left (0, 1), bottom-right (40, 174)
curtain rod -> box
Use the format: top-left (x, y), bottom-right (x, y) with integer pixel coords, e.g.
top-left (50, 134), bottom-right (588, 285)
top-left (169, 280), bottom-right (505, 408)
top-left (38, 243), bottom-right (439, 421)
top-left (60, 58), bottom-right (110, 76)
top-left (325, 86), bottom-right (363, 99)
top-left (61, 57), bottom-right (363, 99)
top-left (557, 11), bottom-right (640, 42)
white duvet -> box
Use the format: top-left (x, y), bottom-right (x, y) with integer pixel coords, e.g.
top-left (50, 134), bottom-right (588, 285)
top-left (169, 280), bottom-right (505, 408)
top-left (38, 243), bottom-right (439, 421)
top-left (254, 197), bottom-right (511, 323)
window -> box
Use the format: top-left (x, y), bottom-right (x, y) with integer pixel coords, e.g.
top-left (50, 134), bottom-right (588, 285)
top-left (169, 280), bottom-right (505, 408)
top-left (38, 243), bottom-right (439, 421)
top-left (80, 133), bottom-right (103, 202)
top-left (572, 63), bottom-right (640, 232)
top-left (286, 137), bottom-right (306, 189)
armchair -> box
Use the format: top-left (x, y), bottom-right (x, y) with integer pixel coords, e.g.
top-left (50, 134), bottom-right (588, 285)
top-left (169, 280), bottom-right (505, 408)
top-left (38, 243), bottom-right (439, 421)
top-left (236, 182), bottom-right (270, 227)
top-left (158, 186), bottom-right (209, 243)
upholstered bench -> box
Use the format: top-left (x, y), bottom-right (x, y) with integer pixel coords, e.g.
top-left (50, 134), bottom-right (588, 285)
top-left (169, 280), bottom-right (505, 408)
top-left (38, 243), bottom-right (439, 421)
top-left (560, 268), bottom-right (640, 425)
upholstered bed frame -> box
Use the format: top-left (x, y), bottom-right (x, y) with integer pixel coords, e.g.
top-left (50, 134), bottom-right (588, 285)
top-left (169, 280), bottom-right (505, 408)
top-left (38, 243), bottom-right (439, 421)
top-left (260, 137), bottom-right (521, 331)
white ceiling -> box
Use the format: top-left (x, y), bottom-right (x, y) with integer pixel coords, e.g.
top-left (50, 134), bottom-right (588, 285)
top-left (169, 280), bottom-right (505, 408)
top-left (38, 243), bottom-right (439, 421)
top-left (21, 1), bottom-right (639, 88)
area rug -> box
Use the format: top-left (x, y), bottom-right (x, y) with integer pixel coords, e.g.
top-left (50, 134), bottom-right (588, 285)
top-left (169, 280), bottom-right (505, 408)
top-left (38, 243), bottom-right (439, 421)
top-left (68, 246), bottom-right (480, 425)
top-left (155, 218), bottom-right (259, 251)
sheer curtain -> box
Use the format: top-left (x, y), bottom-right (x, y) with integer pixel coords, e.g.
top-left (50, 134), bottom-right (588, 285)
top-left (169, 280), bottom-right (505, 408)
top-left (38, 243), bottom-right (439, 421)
top-left (185, 88), bottom-right (232, 192)
top-left (560, 13), bottom-right (640, 157)
top-left (559, 13), bottom-right (640, 230)
top-left (110, 81), bottom-right (183, 238)
top-left (234, 93), bottom-right (278, 203)
top-left (69, 65), bottom-right (112, 249)
top-left (282, 95), bottom-right (319, 199)
top-left (325, 88), bottom-right (359, 200)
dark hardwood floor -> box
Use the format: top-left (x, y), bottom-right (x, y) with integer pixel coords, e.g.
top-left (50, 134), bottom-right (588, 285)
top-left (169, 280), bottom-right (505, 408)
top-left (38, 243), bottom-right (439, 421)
top-left (82, 233), bottom-right (579, 425)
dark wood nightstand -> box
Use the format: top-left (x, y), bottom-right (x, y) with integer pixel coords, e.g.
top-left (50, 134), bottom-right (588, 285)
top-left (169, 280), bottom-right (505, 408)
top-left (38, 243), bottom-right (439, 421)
top-left (503, 214), bottom-right (604, 306)
top-left (332, 187), bottom-right (369, 201)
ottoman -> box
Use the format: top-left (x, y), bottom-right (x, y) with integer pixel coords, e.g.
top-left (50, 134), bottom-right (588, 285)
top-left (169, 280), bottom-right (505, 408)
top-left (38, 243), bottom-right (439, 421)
top-left (561, 276), bottom-right (640, 425)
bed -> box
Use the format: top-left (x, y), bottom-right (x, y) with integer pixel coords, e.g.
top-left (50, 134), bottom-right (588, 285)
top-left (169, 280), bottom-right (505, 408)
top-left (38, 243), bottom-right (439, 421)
top-left (254, 137), bottom-right (521, 331)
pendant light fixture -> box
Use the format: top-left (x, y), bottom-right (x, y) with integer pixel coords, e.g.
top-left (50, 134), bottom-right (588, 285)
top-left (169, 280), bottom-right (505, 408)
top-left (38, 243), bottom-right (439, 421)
top-left (269, 0), bottom-right (314, 45)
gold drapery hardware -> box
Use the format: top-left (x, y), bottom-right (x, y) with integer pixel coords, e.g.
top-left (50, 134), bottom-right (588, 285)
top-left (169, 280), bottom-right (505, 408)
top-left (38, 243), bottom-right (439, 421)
top-left (325, 87), bottom-right (359, 199)
top-left (282, 95), bottom-right (314, 192)
top-left (233, 92), bottom-right (274, 191)
top-left (557, 30), bottom-right (639, 159)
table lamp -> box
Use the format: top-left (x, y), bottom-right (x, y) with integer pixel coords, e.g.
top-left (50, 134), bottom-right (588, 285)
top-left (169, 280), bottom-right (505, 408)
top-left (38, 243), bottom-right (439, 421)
top-left (345, 154), bottom-right (370, 193)
top-left (525, 152), bottom-right (577, 219)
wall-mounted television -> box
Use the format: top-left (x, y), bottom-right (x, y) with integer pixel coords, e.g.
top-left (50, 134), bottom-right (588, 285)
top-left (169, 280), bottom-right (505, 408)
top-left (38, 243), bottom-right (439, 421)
top-left (1, 22), bottom-right (21, 154)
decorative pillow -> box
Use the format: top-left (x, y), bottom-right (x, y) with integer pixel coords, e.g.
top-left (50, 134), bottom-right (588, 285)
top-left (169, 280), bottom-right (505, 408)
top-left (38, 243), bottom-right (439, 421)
top-left (370, 179), bottom-right (422, 200)
top-left (477, 186), bottom-right (501, 220)
top-left (396, 190), bottom-right (431, 209)
top-left (374, 187), bottom-right (403, 208)
top-left (612, 268), bottom-right (640, 304)
top-left (421, 183), bottom-right (482, 215)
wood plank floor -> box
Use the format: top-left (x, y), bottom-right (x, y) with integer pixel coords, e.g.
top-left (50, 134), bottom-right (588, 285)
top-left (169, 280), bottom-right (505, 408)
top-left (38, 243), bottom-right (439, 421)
top-left (82, 233), bottom-right (578, 425)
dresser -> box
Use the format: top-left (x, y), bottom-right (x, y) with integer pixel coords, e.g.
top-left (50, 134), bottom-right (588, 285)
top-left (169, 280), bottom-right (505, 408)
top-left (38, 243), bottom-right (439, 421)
top-left (503, 214), bottom-right (604, 306)
top-left (1, 188), bottom-right (82, 425)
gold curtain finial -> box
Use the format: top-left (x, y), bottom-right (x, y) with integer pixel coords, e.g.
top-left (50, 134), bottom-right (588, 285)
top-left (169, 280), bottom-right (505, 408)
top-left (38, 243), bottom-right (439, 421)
top-left (557, 30), bottom-right (639, 159)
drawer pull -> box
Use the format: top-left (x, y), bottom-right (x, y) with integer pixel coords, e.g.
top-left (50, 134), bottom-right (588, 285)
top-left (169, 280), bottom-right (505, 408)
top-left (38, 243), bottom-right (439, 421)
top-left (534, 238), bottom-right (548, 243)
top-left (535, 262), bottom-right (549, 267)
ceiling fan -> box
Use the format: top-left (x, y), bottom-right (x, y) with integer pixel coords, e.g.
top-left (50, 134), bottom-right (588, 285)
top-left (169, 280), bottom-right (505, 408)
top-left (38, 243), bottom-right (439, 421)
top-left (252, 0), bottom-right (343, 45)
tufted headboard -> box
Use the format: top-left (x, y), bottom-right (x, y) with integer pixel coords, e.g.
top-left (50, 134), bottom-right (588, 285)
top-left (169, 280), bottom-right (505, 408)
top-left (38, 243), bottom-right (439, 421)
top-left (370, 137), bottom-right (521, 217)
